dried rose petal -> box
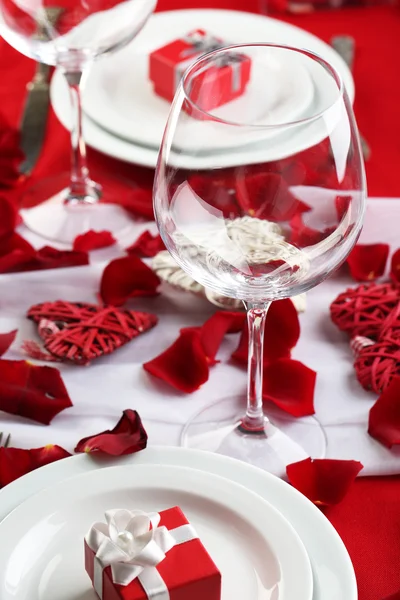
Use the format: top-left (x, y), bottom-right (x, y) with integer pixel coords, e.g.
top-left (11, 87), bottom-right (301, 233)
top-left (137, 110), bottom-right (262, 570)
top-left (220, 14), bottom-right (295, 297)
top-left (263, 358), bottom-right (316, 417)
top-left (232, 299), bottom-right (300, 365)
top-left (368, 376), bottom-right (400, 448)
top-left (0, 360), bottom-right (73, 424)
top-left (144, 328), bottom-right (210, 393)
top-left (0, 445), bottom-right (71, 487)
top-left (286, 457), bottom-right (363, 506)
top-left (127, 230), bottom-right (165, 258)
top-left (100, 255), bottom-right (160, 306)
top-left (75, 409), bottom-right (147, 455)
top-left (347, 244), bottom-right (390, 282)
top-left (73, 230), bottom-right (116, 252)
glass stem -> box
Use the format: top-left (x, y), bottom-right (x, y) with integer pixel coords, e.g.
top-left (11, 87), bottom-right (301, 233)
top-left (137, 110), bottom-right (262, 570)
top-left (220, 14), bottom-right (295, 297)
top-left (242, 301), bottom-right (271, 432)
top-left (63, 70), bottom-right (100, 205)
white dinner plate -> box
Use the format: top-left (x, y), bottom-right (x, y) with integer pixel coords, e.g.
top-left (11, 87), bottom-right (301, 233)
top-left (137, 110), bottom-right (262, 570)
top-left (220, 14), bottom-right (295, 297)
top-left (0, 447), bottom-right (357, 600)
top-left (50, 9), bottom-right (354, 168)
top-left (81, 40), bottom-right (314, 152)
top-left (0, 464), bottom-right (313, 600)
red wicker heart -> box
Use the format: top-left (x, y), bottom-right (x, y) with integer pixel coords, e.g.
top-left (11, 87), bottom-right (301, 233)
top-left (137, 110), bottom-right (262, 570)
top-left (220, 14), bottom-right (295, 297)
top-left (379, 302), bottom-right (400, 343)
top-left (330, 282), bottom-right (399, 339)
top-left (27, 301), bottom-right (158, 365)
top-left (352, 335), bottom-right (400, 394)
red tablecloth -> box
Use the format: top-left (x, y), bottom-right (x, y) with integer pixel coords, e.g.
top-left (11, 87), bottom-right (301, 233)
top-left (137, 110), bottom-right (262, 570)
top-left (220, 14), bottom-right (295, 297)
top-left (0, 3), bottom-right (400, 599)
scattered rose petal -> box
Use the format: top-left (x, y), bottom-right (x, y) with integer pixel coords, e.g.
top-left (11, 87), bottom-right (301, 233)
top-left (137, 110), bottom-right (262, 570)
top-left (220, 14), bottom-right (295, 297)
top-left (0, 330), bottom-right (17, 356)
top-left (290, 213), bottom-right (335, 247)
top-left (383, 593), bottom-right (400, 600)
top-left (100, 255), bottom-right (160, 306)
top-left (390, 248), bottom-right (400, 285)
top-left (286, 457), bottom-right (363, 506)
top-left (200, 311), bottom-right (246, 364)
top-left (236, 172), bottom-right (310, 222)
top-left (74, 409), bottom-right (147, 455)
top-left (0, 196), bottom-right (19, 239)
top-left (0, 232), bottom-right (36, 273)
top-left (232, 299), bottom-right (300, 365)
top-left (127, 230), bottom-right (165, 258)
top-left (144, 328), bottom-right (209, 393)
top-left (118, 188), bottom-right (154, 220)
top-left (263, 358), bottom-right (316, 417)
top-left (0, 113), bottom-right (24, 189)
top-left (0, 445), bottom-right (71, 488)
top-left (335, 195), bottom-right (352, 221)
top-left (73, 230), bottom-right (116, 252)
top-left (347, 244), bottom-right (390, 282)
top-left (188, 173), bottom-right (240, 218)
top-left (0, 360), bottom-right (73, 424)
top-left (368, 377), bottom-right (400, 448)
top-left (0, 245), bottom-right (89, 273)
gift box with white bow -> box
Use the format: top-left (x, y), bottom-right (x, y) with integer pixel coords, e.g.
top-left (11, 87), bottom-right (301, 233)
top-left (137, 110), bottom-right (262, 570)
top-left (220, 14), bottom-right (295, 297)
top-left (84, 506), bottom-right (221, 600)
top-left (149, 29), bottom-right (252, 112)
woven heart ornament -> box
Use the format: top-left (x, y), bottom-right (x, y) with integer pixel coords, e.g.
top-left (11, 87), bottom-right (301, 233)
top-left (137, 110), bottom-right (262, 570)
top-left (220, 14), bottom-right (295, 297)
top-left (330, 282), bottom-right (399, 339)
top-left (351, 335), bottom-right (400, 394)
top-left (25, 301), bottom-right (158, 365)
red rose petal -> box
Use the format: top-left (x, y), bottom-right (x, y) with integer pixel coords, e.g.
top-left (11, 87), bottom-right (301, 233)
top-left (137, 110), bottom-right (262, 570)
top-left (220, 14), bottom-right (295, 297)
top-left (290, 213), bottom-right (335, 248)
top-left (347, 244), bottom-right (390, 282)
top-left (0, 196), bottom-right (19, 238)
top-left (33, 246), bottom-right (89, 270)
top-left (144, 328), bottom-right (210, 393)
top-left (232, 299), bottom-right (300, 365)
top-left (236, 172), bottom-right (310, 222)
top-left (390, 248), bottom-right (400, 285)
top-left (118, 188), bottom-right (154, 220)
top-left (188, 173), bottom-right (240, 218)
top-left (263, 358), bottom-right (316, 417)
top-left (0, 444), bottom-right (71, 488)
top-left (200, 311), bottom-right (246, 364)
top-left (127, 230), bottom-right (165, 258)
top-left (100, 255), bottom-right (160, 306)
top-left (0, 360), bottom-right (73, 424)
top-left (383, 593), bottom-right (400, 600)
top-left (73, 230), bottom-right (116, 252)
top-left (368, 377), bottom-right (400, 448)
top-left (74, 409), bottom-right (148, 455)
top-left (0, 232), bottom-right (35, 273)
top-left (0, 330), bottom-right (17, 356)
top-left (0, 114), bottom-right (24, 189)
top-left (286, 457), bottom-right (363, 506)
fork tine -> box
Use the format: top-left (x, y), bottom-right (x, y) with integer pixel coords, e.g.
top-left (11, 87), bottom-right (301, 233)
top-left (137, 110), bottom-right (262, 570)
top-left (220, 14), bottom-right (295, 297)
top-left (4, 433), bottom-right (11, 448)
top-left (0, 432), bottom-right (2, 447)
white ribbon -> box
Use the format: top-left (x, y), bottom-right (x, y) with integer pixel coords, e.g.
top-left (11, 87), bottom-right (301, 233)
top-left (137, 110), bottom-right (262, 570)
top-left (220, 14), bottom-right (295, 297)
top-left (86, 509), bottom-right (198, 600)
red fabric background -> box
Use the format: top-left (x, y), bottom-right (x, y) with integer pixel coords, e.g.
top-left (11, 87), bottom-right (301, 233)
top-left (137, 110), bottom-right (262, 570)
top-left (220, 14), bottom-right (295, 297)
top-left (0, 2), bottom-right (400, 599)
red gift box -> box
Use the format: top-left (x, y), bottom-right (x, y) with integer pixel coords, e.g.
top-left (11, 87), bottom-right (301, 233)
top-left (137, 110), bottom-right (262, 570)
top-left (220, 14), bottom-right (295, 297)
top-left (85, 506), bottom-right (221, 600)
top-left (149, 29), bottom-right (251, 112)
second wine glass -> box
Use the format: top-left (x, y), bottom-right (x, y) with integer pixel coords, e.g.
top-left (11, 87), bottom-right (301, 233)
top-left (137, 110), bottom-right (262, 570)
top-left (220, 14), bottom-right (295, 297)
top-left (153, 44), bottom-right (366, 473)
top-left (0, 0), bottom-right (157, 243)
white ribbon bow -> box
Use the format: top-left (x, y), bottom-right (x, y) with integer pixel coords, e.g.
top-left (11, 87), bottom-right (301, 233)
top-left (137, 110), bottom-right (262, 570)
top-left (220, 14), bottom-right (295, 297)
top-left (87, 510), bottom-right (175, 592)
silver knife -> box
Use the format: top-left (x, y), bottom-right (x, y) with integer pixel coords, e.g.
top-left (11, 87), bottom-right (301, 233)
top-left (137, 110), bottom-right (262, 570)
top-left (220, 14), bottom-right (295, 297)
top-left (331, 35), bottom-right (371, 161)
top-left (19, 7), bottom-right (63, 175)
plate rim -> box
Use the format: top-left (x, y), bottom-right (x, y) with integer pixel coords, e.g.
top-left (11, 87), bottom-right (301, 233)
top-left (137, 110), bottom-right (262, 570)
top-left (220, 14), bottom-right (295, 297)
top-left (50, 8), bottom-right (354, 168)
top-left (0, 446), bottom-right (357, 600)
top-left (0, 463), bottom-right (313, 600)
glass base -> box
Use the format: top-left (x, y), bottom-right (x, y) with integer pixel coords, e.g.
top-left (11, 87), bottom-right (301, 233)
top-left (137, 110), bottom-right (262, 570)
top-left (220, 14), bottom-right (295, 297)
top-left (20, 172), bottom-right (137, 245)
top-left (181, 396), bottom-right (327, 477)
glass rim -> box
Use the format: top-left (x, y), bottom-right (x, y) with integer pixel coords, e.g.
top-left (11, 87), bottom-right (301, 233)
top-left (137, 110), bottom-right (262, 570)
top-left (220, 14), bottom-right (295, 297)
top-left (180, 42), bottom-right (345, 129)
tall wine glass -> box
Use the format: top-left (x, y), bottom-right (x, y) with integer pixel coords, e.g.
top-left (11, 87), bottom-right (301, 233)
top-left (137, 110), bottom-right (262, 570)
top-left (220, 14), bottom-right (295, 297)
top-left (154, 44), bottom-right (366, 473)
top-left (0, 0), bottom-right (156, 243)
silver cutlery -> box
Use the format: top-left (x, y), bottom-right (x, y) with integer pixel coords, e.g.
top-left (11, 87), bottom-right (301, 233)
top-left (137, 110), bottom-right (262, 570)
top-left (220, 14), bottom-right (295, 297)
top-left (19, 7), bottom-right (63, 175)
top-left (331, 34), bottom-right (371, 161)
top-left (0, 432), bottom-right (11, 448)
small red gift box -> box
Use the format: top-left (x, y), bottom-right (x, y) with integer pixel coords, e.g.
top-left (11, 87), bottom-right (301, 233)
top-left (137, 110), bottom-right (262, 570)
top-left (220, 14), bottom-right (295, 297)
top-left (85, 506), bottom-right (221, 600)
top-left (149, 29), bottom-right (251, 112)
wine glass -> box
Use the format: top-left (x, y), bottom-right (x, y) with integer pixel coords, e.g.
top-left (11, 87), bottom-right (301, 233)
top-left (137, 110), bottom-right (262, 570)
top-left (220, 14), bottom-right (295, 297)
top-left (0, 0), bottom-right (156, 243)
top-left (154, 44), bottom-right (366, 473)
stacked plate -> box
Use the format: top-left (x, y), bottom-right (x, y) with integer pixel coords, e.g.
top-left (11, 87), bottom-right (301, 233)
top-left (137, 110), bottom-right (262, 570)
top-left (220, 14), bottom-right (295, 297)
top-left (0, 447), bottom-right (357, 599)
top-left (50, 9), bottom-right (354, 169)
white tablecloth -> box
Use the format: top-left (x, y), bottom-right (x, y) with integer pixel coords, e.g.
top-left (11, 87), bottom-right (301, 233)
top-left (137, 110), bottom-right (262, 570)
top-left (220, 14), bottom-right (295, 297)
top-left (1, 198), bottom-right (399, 476)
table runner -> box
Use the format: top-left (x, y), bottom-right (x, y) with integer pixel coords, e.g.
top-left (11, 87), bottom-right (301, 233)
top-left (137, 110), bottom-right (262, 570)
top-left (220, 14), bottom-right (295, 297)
top-left (0, 2), bottom-right (400, 599)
